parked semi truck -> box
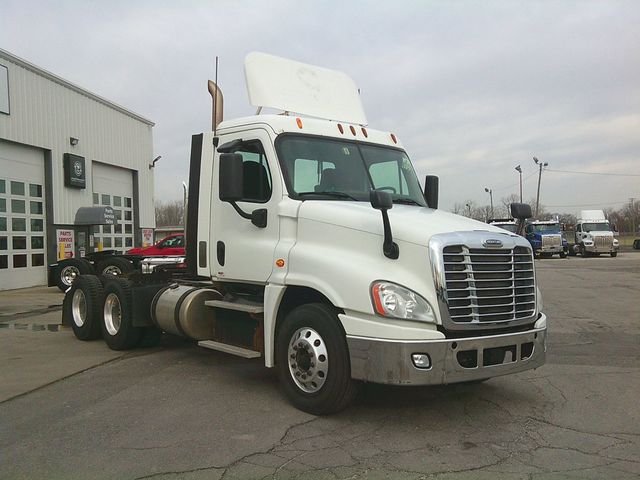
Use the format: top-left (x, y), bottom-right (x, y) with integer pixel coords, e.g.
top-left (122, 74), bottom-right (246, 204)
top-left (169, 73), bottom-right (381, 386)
top-left (488, 218), bottom-right (519, 235)
top-left (63, 53), bottom-right (547, 414)
top-left (524, 220), bottom-right (568, 258)
top-left (49, 233), bottom-right (186, 291)
top-left (567, 210), bottom-right (618, 257)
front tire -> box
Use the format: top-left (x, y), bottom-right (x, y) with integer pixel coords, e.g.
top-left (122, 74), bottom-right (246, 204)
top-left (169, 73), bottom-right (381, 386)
top-left (611, 251), bottom-right (618, 257)
top-left (559, 251), bottom-right (567, 258)
top-left (54, 258), bottom-right (93, 291)
top-left (100, 277), bottom-right (142, 350)
top-left (276, 303), bottom-right (358, 415)
top-left (63, 275), bottom-right (103, 341)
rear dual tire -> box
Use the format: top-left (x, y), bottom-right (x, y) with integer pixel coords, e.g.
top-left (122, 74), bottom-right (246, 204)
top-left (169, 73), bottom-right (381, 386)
top-left (63, 275), bottom-right (103, 341)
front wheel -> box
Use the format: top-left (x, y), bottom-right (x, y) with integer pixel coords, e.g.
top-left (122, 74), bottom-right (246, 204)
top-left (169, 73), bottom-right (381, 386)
top-left (276, 303), bottom-right (358, 415)
top-left (611, 251), bottom-right (618, 257)
top-left (54, 258), bottom-right (93, 291)
top-left (559, 251), bottom-right (567, 258)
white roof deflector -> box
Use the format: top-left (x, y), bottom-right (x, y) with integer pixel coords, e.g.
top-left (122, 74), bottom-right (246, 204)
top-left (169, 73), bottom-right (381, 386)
top-left (244, 52), bottom-right (368, 125)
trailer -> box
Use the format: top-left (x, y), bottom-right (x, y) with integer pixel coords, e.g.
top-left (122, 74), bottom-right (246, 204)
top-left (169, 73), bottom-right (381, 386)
top-left (62, 53), bottom-right (547, 414)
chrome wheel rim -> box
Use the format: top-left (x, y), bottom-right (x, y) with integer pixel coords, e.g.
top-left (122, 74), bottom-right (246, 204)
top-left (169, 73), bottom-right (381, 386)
top-left (288, 327), bottom-right (328, 393)
top-left (102, 265), bottom-right (122, 276)
top-left (103, 293), bottom-right (122, 336)
top-left (61, 266), bottom-right (80, 286)
top-left (71, 289), bottom-right (87, 327)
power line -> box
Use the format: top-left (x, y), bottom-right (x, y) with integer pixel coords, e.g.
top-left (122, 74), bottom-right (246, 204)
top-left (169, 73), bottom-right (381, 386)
top-left (546, 168), bottom-right (640, 177)
top-left (545, 200), bottom-right (630, 208)
top-left (492, 170), bottom-right (537, 192)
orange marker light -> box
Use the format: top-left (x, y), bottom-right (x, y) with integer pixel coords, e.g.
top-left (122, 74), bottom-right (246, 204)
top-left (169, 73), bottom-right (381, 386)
top-left (390, 133), bottom-right (397, 144)
top-left (276, 259), bottom-right (285, 268)
top-left (361, 127), bottom-right (368, 138)
top-left (349, 125), bottom-right (356, 136)
top-left (337, 123), bottom-right (344, 134)
top-left (296, 117), bottom-right (303, 129)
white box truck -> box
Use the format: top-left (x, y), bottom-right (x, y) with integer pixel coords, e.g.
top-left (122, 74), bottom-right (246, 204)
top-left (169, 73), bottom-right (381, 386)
top-left (62, 53), bottom-right (547, 414)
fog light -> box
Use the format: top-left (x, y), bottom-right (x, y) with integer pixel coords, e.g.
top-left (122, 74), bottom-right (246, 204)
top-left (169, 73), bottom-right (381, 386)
top-left (412, 353), bottom-right (431, 369)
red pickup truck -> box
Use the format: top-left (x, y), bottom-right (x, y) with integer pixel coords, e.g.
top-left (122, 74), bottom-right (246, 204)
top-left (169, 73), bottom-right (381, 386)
top-left (126, 233), bottom-right (185, 256)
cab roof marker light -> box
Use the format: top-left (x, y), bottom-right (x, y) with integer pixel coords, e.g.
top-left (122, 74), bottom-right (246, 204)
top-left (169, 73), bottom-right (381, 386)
top-left (296, 117), bottom-right (303, 129)
top-left (361, 127), bottom-right (368, 138)
top-left (390, 133), bottom-right (397, 144)
top-left (349, 125), bottom-right (356, 136)
top-left (337, 123), bottom-right (344, 134)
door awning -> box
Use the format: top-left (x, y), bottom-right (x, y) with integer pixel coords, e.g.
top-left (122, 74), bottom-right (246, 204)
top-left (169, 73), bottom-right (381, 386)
top-left (74, 206), bottom-right (115, 225)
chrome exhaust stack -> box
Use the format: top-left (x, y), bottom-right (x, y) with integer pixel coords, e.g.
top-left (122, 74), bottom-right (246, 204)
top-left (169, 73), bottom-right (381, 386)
top-left (208, 80), bottom-right (224, 131)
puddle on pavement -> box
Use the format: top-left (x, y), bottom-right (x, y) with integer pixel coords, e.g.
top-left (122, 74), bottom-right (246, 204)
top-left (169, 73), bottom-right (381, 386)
top-left (0, 322), bottom-right (66, 332)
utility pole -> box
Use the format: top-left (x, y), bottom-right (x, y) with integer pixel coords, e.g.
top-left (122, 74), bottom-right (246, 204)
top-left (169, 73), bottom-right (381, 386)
top-left (515, 165), bottom-right (523, 202)
top-left (533, 156), bottom-right (548, 219)
top-left (465, 203), bottom-right (472, 218)
top-left (484, 187), bottom-right (493, 219)
top-left (631, 197), bottom-right (636, 234)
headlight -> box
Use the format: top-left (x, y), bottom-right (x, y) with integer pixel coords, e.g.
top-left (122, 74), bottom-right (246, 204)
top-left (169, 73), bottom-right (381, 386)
top-left (613, 238), bottom-right (619, 246)
top-left (370, 281), bottom-right (436, 323)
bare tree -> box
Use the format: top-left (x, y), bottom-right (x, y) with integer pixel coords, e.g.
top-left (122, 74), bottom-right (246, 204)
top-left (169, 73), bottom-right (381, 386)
top-left (155, 200), bottom-right (184, 227)
top-left (500, 193), bottom-right (521, 218)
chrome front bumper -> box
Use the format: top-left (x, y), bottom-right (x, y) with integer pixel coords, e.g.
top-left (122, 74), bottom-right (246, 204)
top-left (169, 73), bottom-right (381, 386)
top-left (347, 324), bottom-right (546, 385)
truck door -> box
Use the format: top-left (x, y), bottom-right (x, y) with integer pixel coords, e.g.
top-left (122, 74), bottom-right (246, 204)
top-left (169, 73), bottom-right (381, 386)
top-left (212, 129), bottom-right (281, 283)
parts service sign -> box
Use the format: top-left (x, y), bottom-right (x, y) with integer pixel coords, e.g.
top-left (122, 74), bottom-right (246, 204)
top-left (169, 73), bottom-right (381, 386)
top-left (56, 229), bottom-right (75, 260)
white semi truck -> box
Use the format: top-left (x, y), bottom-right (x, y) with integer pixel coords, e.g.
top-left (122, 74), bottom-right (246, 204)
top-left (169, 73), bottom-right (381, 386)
top-left (568, 210), bottom-right (619, 257)
top-left (63, 53), bottom-right (547, 414)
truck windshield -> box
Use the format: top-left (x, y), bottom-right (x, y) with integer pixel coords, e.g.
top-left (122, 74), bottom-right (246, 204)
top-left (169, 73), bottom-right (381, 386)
top-left (495, 224), bottom-right (518, 233)
top-left (276, 135), bottom-right (427, 206)
top-left (583, 222), bottom-right (610, 232)
top-left (532, 223), bottom-right (560, 233)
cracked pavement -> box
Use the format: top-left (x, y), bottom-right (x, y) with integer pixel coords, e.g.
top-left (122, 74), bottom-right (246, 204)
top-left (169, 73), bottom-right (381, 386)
top-left (1, 254), bottom-right (639, 479)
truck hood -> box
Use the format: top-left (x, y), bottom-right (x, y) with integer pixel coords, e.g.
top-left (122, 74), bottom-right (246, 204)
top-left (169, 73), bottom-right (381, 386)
top-left (297, 201), bottom-right (510, 245)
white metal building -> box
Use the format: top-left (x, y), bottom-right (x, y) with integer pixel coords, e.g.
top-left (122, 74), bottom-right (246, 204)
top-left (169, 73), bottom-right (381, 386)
top-left (0, 48), bottom-right (155, 290)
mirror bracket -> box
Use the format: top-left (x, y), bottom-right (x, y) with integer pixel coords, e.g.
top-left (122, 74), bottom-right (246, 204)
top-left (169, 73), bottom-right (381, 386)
top-left (370, 190), bottom-right (399, 260)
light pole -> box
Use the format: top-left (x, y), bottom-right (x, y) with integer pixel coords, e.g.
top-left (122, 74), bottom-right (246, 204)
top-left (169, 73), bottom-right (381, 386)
top-left (465, 203), bottom-right (471, 217)
top-left (533, 156), bottom-right (548, 219)
top-left (484, 187), bottom-right (493, 219)
top-left (515, 165), bottom-right (523, 202)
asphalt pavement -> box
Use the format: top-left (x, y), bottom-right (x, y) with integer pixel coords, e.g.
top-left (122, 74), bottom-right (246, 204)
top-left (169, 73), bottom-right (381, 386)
top-left (0, 253), bottom-right (639, 479)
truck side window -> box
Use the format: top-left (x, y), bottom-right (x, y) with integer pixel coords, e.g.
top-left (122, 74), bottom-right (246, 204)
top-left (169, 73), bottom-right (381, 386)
top-left (576, 225), bottom-right (582, 232)
top-left (231, 141), bottom-right (272, 203)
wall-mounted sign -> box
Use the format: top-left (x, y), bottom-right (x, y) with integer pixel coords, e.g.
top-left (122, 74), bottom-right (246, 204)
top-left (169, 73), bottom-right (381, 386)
top-left (63, 153), bottom-right (86, 189)
top-left (56, 229), bottom-right (75, 260)
top-left (74, 206), bottom-right (115, 225)
top-left (142, 228), bottom-right (153, 247)
top-left (0, 64), bottom-right (9, 115)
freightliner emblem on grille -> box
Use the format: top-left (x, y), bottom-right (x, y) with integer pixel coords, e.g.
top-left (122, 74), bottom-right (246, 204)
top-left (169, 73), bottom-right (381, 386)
top-left (483, 238), bottom-right (503, 248)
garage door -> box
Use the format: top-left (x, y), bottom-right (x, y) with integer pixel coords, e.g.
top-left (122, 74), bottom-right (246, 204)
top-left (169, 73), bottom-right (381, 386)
top-left (0, 140), bottom-right (46, 290)
top-left (92, 162), bottom-right (134, 252)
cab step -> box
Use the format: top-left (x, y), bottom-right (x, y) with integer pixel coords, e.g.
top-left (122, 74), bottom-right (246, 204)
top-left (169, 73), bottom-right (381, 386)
top-left (204, 299), bottom-right (264, 314)
top-left (197, 340), bottom-right (261, 358)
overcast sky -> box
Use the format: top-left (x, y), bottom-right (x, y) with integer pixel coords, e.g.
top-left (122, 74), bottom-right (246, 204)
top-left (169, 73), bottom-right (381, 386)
top-left (1, 0), bottom-right (639, 214)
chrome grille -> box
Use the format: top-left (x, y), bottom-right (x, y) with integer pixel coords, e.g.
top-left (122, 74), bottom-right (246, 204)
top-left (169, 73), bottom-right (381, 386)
top-left (442, 245), bottom-right (536, 325)
top-left (595, 236), bottom-right (612, 248)
top-left (542, 235), bottom-right (561, 247)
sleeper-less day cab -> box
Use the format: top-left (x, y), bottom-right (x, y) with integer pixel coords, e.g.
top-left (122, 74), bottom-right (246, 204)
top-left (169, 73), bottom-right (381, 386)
top-left (63, 53), bottom-right (547, 414)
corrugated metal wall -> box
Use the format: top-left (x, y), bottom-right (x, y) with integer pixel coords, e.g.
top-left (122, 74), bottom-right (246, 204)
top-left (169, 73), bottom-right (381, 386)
top-left (0, 50), bottom-right (155, 228)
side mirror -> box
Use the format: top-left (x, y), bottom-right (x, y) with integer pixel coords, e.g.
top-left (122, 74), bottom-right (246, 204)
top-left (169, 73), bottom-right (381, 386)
top-left (370, 189), bottom-right (393, 210)
top-left (424, 175), bottom-right (439, 209)
top-left (219, 153), bottom-right (244, 202)
top-left (370, 190), bottom-right (399, 260)
top-left (510, 203), bottom-right (532, 220)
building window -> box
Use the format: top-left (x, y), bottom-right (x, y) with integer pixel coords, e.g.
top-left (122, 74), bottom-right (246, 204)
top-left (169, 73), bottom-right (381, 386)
top-left (92, 190), bottom-right (134, 253)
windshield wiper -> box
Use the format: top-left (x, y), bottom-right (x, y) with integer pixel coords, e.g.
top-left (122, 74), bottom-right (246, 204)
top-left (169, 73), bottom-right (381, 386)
top-left (298, 191), bottom-right (359, 201)
top-left (392, 198), bottom-right (423, 206)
